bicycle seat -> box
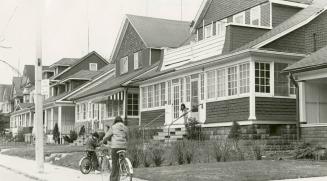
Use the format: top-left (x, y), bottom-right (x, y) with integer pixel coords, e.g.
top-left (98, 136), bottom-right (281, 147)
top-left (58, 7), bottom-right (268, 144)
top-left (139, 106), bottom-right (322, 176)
top-left (117, 150), bottom-right (126, 154)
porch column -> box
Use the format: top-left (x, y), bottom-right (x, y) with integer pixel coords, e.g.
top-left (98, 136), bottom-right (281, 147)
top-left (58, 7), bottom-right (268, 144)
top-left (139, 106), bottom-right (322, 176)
top-left (299, 81), bottom-right (306, 123)
top-left (50, 107), bottom-right (54, 130)
top-left (58, 106), bottom-right (62, 139)
top-left (44, 109), bottom-right (48, 132)
top-left (249, 60), bottom-right (256, 120)
top-left (124, 88), bottom-right (128, 125)
top-left (29, 112), bottom-right (32, 127)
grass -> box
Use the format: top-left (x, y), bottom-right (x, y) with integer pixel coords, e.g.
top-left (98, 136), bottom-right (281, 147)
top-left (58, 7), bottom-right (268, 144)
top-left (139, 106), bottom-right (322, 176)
top-left (1, 144), bottom-right (85, 160)
top-left (134, 160), bottom-right (327, 181)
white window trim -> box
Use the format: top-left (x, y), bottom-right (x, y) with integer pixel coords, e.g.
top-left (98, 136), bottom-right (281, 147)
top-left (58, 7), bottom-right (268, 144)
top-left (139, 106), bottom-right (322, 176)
top-left (134, 52), bottom-right (139, 70)
top-left (250, 6), bottom-right (261, 26)
top-left (204, 23), bottom-right (213, 39)
top-left (120, 56), bottom-right (128, 75)
top-left (89, 63), bottom-right (98, 71)
top-left (233, 11), bottom-right (245, 25)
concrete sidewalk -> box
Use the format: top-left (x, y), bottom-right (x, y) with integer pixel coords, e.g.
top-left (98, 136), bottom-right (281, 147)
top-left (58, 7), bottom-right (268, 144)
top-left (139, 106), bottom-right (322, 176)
top-left (273, 177), bottom-right (327, 181)
top-left (0, 154), bottom-right (146, 181)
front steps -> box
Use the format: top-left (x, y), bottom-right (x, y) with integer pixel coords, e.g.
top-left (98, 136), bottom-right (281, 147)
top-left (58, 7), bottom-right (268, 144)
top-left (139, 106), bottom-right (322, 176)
top-left (153, 127), bottom-right (187, 142)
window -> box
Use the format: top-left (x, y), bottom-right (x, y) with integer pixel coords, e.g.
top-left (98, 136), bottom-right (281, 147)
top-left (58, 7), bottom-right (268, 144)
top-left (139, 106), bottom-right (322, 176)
top-left (88, 103), bottom-right (92, 119)
top-left (107, 100), bottom-right (113, 118)
top-left (250, 6), bottom-right (261, 26)
top-left (100, 103), bottom-right (105, 119)
top-left (82, 103), bottom-right (87, 119)
top-left (168, 81), bottom-right (172, 105)
top-left (148, 85), bottom-right (153, 108)
top-left (204, 24), bottom-right (212, 39)
top-left (142, 87), bottom-right (147, 109)
top-left (93, 104), bottom-right (99, 119)
top-left (134, 52), bottom-right (139, 70)
top-left (234, 12), bottom-right (245, 24)
top-left (255, 62), bottom-right (270, 93)
top-left (200, 73), bottom-right (204, 100)
top-left (207, 70), bottom-right (216, 99)
top-left (161, 83), bottom-right (166, 106)
top-left (120, 56), bottom-right (128, 74)
top-left (186, 77), bottom-right (191, 102)
top-left (89, 63), bottom-right (98, 71)
top-left (217, 69), bottom-right (226, 97)
top-left (216, 20), bottom-right (226, 36)
top-left (128, 94), bottom-right (139, 116)
top-left (76, 105), bottom-right (80, 120)
top-left (154, 84), bottom-right (160, 107)
top-left (228, 66), bottom-right (238, 96)
top-left (290, 81), bottom-right (296, 95)
top-left (274, 63), bottom-right (289, 96)
top-left (239, 63), bottom-right (250, 94)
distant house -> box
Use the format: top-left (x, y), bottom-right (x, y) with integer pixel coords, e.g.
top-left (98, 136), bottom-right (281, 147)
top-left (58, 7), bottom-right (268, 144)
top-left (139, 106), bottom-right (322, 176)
top-left (69, 14), bottom-right (191, 133)
top-left (131, 0), bottom-right (327, 141)
top-left (285, 45), bottom-right (327, 146)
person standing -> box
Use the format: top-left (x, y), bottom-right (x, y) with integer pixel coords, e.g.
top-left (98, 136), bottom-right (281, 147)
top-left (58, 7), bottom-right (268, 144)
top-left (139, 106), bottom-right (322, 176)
top-left (103, 116), bottom-right (128, 181)
top-left (181, 103), bottom-right (189, 125)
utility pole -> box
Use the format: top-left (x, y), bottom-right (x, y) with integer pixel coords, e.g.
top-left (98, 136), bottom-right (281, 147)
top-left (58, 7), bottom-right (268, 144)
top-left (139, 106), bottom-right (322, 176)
top-left (35, 0), bottom-right (44, 173)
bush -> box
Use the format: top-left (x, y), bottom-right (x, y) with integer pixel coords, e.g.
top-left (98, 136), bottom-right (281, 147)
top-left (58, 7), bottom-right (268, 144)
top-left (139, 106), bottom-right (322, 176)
top-left (142, 149), bottom-right (152, 167)
top-left (172, 141), bottom-right (185, 165)
top-left (228, 121), bottom-right (241, 140)
top-left (149, 143), bottom-right (165, 167)
top-left (53, 123), bottom-right (60, 144)
top-left (69, 130), bottom-right (78, 142)
top-left (184, 141), bottom-right (196, 164)
top-left (79, 125), bottom-right (85, 137)
top-left (293, 142), bottom-right (315, 159)
top-left (185, 118), bottom-right (203, 140)
top-left (211, 140), bottom-right (223, 162)
top-left (128, 141), bottom-right (143, 168)
top-left (251, 140), bottom-right (266, 160)
top-left (16, 129), bottom-right (25, 142)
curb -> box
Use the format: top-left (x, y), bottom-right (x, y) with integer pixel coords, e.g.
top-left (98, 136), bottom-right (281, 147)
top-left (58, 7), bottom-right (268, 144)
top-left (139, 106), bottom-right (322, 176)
top-left (0, 163), bottom-right (46, 181)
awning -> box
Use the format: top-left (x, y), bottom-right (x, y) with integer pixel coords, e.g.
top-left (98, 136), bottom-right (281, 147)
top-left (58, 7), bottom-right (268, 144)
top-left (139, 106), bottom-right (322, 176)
top-left (91, 88), bottom-right (125, 103)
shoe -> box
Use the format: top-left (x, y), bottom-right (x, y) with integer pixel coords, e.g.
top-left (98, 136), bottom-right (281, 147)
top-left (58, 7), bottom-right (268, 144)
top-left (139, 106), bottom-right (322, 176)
top-left (94, 170), bottom-right (101, 174)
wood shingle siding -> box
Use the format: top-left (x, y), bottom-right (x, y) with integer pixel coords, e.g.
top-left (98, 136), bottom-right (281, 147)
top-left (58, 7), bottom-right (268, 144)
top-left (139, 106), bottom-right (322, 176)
top-left (140, 109), bottom-right (165, 127)
top-left (272, 4), bottom-right (301, 28)
top-left (256, 97), bottom-right (296, 122)
top-left (261, 2), bottom-right (271, 27)
top-left (205, 97), bottom-right (249, 124)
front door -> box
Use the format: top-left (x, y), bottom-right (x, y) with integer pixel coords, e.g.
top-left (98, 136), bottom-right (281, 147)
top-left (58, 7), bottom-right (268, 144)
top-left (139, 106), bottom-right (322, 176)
top-left (190, 79), bottom-right (199, 121)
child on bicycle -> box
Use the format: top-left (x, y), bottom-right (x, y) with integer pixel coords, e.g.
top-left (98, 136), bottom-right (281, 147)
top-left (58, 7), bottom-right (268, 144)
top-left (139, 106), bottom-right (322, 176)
top-left (103, 116), bottom-right (128, 181)
top-left (85, 132), bottom-right (101, 173)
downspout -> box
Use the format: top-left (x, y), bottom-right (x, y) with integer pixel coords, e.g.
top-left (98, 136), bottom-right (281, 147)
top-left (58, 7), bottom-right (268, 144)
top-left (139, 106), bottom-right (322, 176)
top-left (289, 73), bottom-right (300, 141)
top-left (124, 87), bottom-right (128, 126)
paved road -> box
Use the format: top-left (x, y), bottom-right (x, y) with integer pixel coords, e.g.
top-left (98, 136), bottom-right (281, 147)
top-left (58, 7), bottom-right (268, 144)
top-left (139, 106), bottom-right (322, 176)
top-left (0, 165), bottom-right (36, 181)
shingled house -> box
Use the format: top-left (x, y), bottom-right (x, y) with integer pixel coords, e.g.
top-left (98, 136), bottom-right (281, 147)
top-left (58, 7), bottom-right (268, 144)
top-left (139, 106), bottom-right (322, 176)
top-left (69, 14), bottom-right (191, 132)
top-left (131, 0), bottom-right (327, 141)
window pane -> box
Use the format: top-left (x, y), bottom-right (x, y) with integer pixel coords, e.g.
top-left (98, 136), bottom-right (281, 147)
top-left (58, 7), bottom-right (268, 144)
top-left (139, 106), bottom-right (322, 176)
top-left (206, 70), bottom-right (216, 99)
top-left (228, 66), bottom-right (238, 96)
top-left (204, 24), bottom-right (212, 38)
top-left (239, 63), bottom-right (250, 94)
top-left (217, 69), bottom-right (226, 97)
top-left (251, 6), bottom-right (260, 26)
top-left (255, 62), bottom-right (270, 93)
top-left (186, 77), bottom-right (191, 102)
top-left (154, 84), bottom-right (160, 107)
top-left (148, 86), bottom-right (153, 108)
top-left (142, 87), bottom-right (147, 109)
top-left (134, 52), bottom-right (139, 70)
top-left (161, 82), bottom-right (166, 106)
top-left (274, 63), bottom-right (289, 96)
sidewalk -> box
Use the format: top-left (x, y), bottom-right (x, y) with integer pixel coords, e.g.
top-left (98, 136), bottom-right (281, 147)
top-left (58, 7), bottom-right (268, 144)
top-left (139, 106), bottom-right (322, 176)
top-left (273, 177), bottom-right (327, 181)
top-left (0, 154), bottom-right (146, 181)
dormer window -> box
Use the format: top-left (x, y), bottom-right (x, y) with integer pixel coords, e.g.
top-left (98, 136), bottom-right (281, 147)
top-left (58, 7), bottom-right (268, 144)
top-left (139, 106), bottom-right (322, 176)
top-left (89, 63), bottom-right (98, 71)
top-left (234, 12), bottom-right (245, 24)
top-left (216, 20), bottom-right (227, 37)
top-left (204, 24), bottom-right (212, 39)
top-left (251, 6), bottom-right (261, 26)
top-left (120, 56), bottom-right (128, 75)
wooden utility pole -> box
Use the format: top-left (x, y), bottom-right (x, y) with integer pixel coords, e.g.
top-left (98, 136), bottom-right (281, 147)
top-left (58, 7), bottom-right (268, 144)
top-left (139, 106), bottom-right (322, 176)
top-left (35, 0), bottom-right (44, 173)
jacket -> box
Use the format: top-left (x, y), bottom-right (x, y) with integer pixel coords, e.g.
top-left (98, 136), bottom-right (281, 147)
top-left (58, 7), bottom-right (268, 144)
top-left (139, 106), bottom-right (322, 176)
top-left (103, 122), bottom-right (128, 149)
top-left (85, 136), bottom-right (100, 151)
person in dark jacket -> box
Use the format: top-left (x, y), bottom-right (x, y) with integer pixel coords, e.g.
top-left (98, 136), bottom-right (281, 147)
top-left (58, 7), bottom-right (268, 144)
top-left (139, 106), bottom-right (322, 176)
top-left (103, 116), bottom-right (128, 181)
top-left (85, 132), bottom-right (100, 171)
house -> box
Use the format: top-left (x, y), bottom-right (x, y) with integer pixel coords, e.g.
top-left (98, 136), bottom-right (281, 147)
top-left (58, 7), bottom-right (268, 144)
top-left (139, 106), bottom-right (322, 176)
top-left (284, 45), bottom-right (327, 146)
top-left (131, 0), bottom-right (327, 141)
top-left (0, 84), bottom-right (11, 134)
top-left (43, 51), bottom-right (108, 143)
top-left (69, 14), bottom-right (191, 132)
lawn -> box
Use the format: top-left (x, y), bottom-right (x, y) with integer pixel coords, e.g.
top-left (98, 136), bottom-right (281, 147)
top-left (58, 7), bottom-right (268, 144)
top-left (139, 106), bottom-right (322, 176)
top-left (134, 160), bottom-right (327, 181)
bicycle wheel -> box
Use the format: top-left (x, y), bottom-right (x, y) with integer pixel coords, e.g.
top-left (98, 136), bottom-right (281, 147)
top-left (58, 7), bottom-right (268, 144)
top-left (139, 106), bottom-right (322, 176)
top-left (79, 157), bottom-right (92, 174)
top-left (119, 158), bottom-right (133, 181)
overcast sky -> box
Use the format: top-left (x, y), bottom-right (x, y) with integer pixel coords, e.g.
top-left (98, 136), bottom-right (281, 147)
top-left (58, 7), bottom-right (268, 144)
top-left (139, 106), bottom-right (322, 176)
top-left (0, 0), bottom-right (203, 84)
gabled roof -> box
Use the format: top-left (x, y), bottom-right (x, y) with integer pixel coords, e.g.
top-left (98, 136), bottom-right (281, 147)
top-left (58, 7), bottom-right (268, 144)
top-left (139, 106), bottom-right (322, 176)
top-left (191, 0), bottom-right (312, 33)
top-left (51, 51), bottom-right (108, 80)
top-left (235, 0), bottom-right (327, 52)
top-left (111, 14), bottom-right (191, 61)
top-left (285, 46), bottom-right (327, 72)
top-left (72, 62), bottom-right (159, 100)
top-left (49, 58), bottom-right (79, 68)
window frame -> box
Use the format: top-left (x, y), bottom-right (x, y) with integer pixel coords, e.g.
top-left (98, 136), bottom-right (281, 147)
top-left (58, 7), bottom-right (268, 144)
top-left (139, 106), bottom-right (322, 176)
top-left (204, 24), bottom-right (213, 39)
top-left (233, 12), bottom-right (245, 25)
top-left (89, 63), bottom-right (98, 71)
top-left (216, 19), bottom-right (227, 37)
top-left (120, 56), bottom-right (129, 75)
top-left (250, 6), bottom-right (261, 26)
top-left (134, 51), bottom-right (139, 70)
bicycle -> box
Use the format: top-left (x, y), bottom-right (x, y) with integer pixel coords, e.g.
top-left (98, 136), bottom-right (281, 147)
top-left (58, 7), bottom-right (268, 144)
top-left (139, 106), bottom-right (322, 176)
top-left (117, 150), bottom-right (133, 181)
top-left (79, 147), bottom-right (111, 174)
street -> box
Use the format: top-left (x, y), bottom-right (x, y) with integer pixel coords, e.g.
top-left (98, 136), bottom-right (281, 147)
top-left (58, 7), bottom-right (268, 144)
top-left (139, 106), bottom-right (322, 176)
top-left (0, 165), bottom-right (36, 181)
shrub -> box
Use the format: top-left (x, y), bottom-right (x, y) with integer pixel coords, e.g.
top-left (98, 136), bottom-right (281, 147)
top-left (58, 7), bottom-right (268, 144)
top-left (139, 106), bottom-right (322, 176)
top-left (185, 118), bottom-right (203, 140)
top-left (220, 140), bottom-right (232, 162)
top-left (149, 143), bottom-right (165, 167)
top-left (173, 141), bottom-right (185, 165)
top-left (184, 140), bottom-right (196, 164)
top-left (293, 142), bottom-right (315, 159)
top-left (79, 125), bottom-right (85, 137)
top-left (53, 123), bottom-right (60, 144)
top-left (128, 141), bottom-right (143, 168)
top-left (228, 121), bottom-right (241, 140)
top-left (142, 149), bottom-right (152, 167)
top-left (16, 129), bottom-right (25, 142)
top-left (69, 130), bottom-right (78, 142)
top-left (211, 140), bottom-right (223, 162)
top-left (251, 140), bottom-right (266, 160)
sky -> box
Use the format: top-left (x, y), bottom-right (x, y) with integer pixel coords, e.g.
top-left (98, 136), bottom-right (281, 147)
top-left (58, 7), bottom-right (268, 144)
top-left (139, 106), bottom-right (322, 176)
top-left (0, 0), bottom-right (203, 84)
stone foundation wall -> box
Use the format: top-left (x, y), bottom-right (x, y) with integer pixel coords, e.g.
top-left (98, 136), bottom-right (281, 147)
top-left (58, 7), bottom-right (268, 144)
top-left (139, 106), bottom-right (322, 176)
top-left (301, 126), bottom-right (327, 147)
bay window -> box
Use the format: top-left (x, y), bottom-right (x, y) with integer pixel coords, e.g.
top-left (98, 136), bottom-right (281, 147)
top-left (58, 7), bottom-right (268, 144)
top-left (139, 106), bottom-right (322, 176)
top-left (274, 63), bottom-right (289, 96)
top-left (148, 85), bottom-right (153, 108)
top-left (161, 83), bottom-right (166, 106)
top-left (255, 62), bottom-right (270, 93)
top-left (239, 63), bottom-right (250, 94)
top-left (228, 66), bottom-right (238, 96)
top-left (154, 84), bottom-right (160, 107)
top-left (217, 69), bottom-right (226, 97)
top-left (207, 70), bottom-right (216, 99)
